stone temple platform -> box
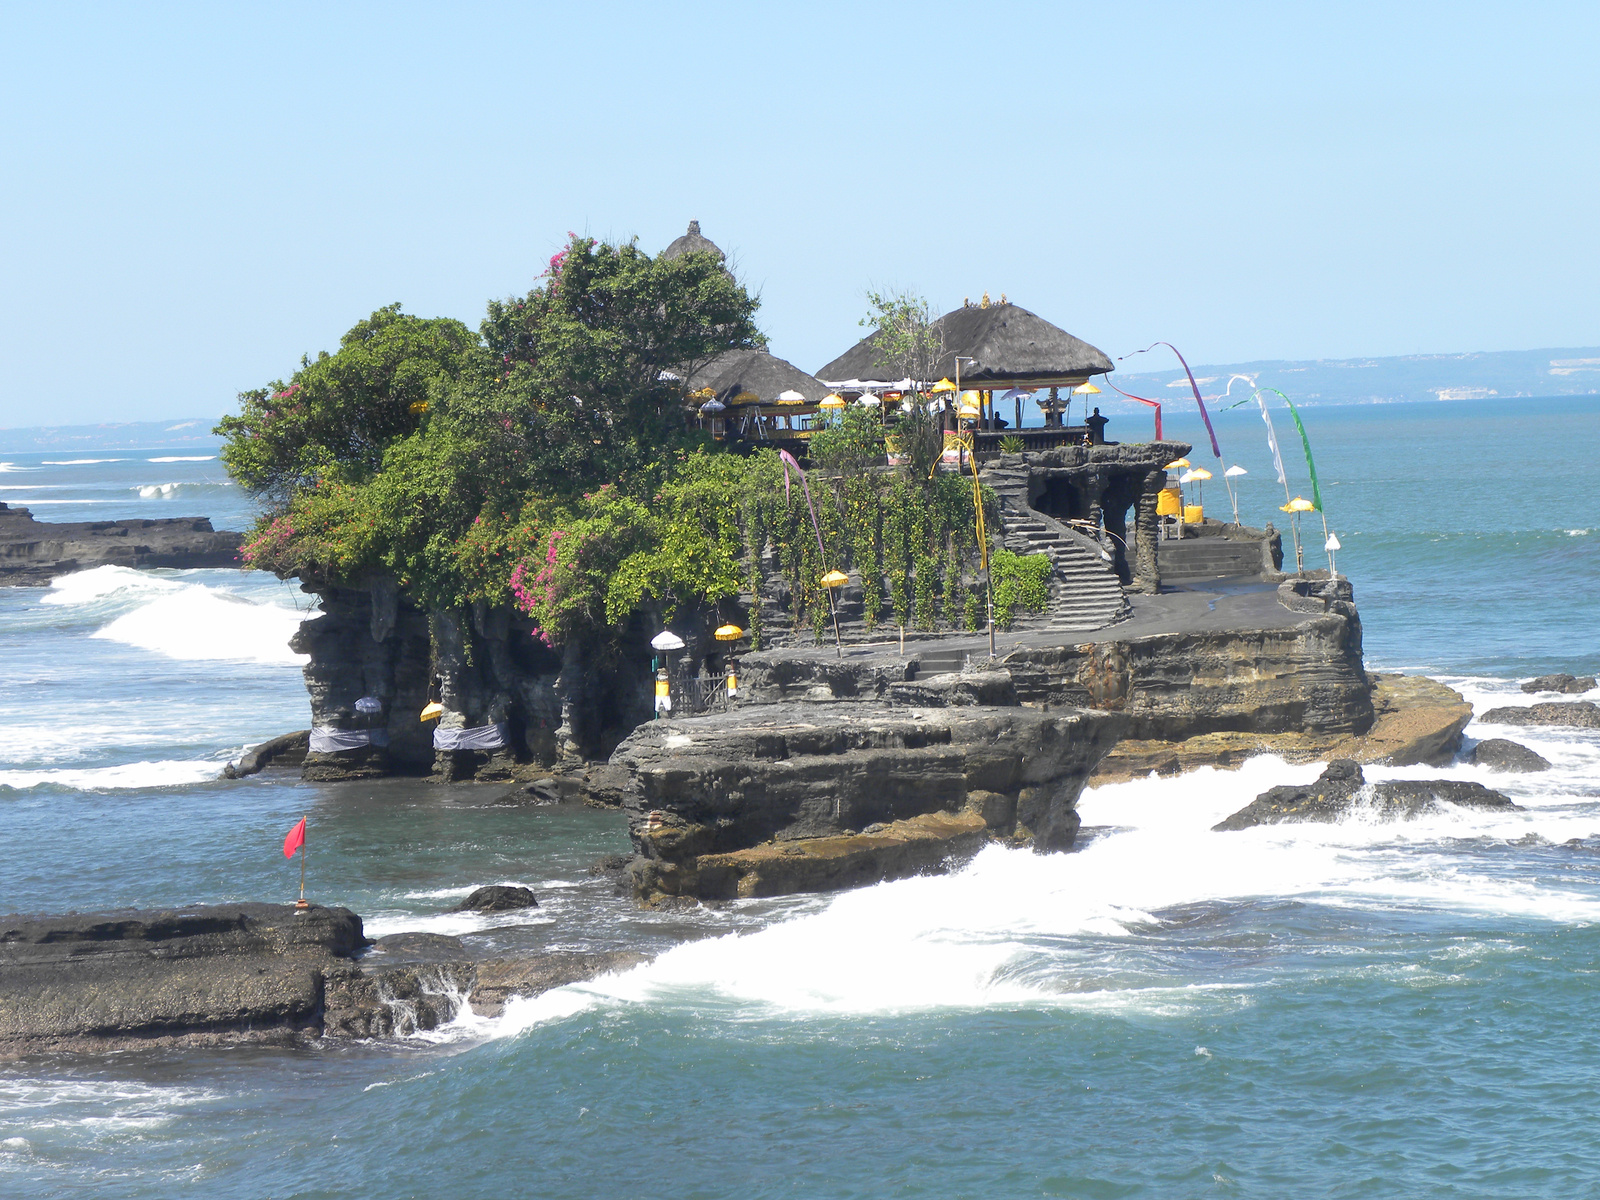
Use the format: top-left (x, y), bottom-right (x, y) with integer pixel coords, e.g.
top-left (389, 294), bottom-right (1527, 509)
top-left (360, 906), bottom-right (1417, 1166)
top-left (608, 570), bottom-right (1475, 904)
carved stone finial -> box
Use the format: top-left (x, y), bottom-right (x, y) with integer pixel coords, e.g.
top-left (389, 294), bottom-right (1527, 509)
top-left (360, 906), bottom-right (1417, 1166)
top-left (981, 291), bottom-right (991, 308)
top-left (688, 220), bottom-right (701, 235)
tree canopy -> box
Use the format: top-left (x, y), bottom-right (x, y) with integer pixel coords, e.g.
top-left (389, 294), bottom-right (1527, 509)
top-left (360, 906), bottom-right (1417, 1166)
top-left (221, 234), bottom-right (1033, 647)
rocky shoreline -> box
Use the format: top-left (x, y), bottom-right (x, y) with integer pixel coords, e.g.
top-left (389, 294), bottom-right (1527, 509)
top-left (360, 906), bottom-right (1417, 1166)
top-left (0, 903), bottom-right (639, 1058)
top-left (0, 502), bottom-right (242, 584)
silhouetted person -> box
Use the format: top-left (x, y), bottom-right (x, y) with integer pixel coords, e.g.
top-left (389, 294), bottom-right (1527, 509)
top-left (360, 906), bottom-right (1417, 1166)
top-left (1085, 406), bottom-right (1109, 445)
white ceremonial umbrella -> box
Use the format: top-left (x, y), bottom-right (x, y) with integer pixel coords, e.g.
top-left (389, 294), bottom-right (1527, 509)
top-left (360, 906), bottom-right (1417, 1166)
top-left (1223, 464), bottom-right (1247, 523)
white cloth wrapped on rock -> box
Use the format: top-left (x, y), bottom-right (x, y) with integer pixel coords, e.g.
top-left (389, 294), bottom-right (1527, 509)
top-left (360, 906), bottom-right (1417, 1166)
top-left (432, 722), bottom-right (508, 751)
top-left (309, 727), bottom-right (389, 753)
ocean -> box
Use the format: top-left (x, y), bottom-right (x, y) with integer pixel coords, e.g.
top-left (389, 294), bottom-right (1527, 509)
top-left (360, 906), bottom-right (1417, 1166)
top-left (1, 396), bottom-right (1598, 1198)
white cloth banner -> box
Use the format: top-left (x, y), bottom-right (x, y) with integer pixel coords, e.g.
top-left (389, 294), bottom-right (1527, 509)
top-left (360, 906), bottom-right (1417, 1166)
top-left (432, 723), bottom-right (508, 751)
top-left (309, 727), bottom-right (389, 753)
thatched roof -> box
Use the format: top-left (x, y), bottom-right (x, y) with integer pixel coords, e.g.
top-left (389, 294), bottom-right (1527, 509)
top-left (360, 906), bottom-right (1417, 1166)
top-left (817, 301), bottom-right (1113, 389)
top-left (661, 219), bottom-right (726, 263)
top-left (688, 348), bottom-right (833, 405)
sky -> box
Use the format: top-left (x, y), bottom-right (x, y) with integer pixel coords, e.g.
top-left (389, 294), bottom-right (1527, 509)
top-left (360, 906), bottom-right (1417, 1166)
top-left (2, 1), bottom-right (1598, 426)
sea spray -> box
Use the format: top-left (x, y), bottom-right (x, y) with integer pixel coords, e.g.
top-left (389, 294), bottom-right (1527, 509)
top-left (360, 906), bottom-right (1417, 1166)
top-left (477, 750), bottom-right (1600, 1043)
top-left (40, 565), bottom-right (309, 664)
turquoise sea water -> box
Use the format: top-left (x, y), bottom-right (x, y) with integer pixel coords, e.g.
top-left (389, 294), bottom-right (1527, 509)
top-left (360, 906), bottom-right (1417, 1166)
top-left (1, 398), bottom-right (1598, 1198)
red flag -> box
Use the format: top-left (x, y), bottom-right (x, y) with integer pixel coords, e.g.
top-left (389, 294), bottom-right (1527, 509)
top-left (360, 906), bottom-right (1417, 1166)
top-left (283, 817), bottom-right (306, 860)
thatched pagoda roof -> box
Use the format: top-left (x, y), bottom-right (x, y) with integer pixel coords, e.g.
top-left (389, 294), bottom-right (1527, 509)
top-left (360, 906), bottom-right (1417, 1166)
top-left (817, 301), bottom-right (1113, 389)
top-left (688, 348), bottom-right (833, 405)
top-left (661, 219), bottom-right (726, 263)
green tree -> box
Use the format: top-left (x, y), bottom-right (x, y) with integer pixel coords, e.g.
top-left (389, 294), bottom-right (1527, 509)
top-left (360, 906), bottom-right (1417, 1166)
top-left (809, 405), bottom-right (885, 477)
top-left (860, 288), bottom-right (944, 383)
top-left (475, 234), bottom-right (762, 494)
top-left (215, 304), bottom-right (479, 509)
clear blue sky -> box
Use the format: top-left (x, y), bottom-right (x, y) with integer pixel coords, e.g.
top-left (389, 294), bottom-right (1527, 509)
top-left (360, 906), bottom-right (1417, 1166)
top-left (3, 1), bottom-right (1597, 425)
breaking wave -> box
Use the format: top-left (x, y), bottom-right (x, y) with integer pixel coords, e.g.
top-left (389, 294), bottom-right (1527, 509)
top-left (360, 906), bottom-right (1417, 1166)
top-left (0, 759), bottom-right (225, 792)
top-left (44, 565), bottom-right (308, 664)
top-left (471, 733), bottom-right (1600, 1041)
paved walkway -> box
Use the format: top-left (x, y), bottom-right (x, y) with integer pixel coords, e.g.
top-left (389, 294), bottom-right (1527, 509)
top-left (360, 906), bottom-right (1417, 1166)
top-left (762, 576), bottom-right (1317, 666)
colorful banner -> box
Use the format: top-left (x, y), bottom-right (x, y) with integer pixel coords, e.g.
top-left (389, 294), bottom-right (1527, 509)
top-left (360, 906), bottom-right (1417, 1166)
top-left (1225, 388), bottom-right (1323, 512)
top-left (1121, 342), bottom-right (1221, 458)
top-left (1099, 376), bottom-right (1164, 440)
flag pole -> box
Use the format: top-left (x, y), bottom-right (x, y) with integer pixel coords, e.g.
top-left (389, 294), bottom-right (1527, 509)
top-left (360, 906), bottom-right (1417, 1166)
top-left (296, 814), bottom-right (308, 910)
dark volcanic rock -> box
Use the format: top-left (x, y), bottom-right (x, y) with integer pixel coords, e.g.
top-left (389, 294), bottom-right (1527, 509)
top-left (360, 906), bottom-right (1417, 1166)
top-left (0, 903), bottom-right (364, 1054)
top-left (0, 902), bottom-right (652, 1054)
top-left (224, 730), bottom-right (310, 778)
top-left (1466, 738), bottom-right (1552, 773)
top-left (469, 951), bottom-right (645, 1018)
top-left (1522, 673), bottom-right (1596, 695)
top-left (453, 885), bottom-right (538, 912)
top-left (610, 701), bottom-right (1126, 901)
top-left (1213, 759), bottom-right (1521, 832)
top-left (1480, 701), bottom-right (1600, 730)
top-left (0, 502), bottom-right (241, 585)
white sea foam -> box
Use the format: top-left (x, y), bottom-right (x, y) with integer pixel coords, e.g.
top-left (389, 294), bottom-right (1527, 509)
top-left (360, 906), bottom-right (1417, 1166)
top-left (148, 455), bottom-right (215, 463)
top-left (136, 482), bottom-right (182, 498)
top-left (473, 735), bottom-right (1600, 1041)
top-left (0, 1078), bottom-right (217, 1137)
top-left (0, 759), bottom-right (224, 791)
top-left (95, 589), bottom-right (306, 664)
top-left (39, 566), bottom-right (306, 664)
top-left (41, 458), bottom-right (126, 465)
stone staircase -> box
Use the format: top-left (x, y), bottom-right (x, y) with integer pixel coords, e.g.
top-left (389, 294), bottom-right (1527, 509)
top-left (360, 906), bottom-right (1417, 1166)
top-left (1157, 536), bottom-right (1269, 584)
top-left (999, 507), bottom-right (1131, 632)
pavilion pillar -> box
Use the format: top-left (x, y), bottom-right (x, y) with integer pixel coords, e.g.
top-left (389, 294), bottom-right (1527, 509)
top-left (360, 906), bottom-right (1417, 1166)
top-left (1130, 469), bottom-right (1164, 594)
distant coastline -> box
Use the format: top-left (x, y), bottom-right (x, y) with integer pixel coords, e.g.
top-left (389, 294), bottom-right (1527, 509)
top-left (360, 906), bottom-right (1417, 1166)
top-left (1113, 346), bottom-right (1600, 407)
top-left (6, 346), bottom-right (1600, 451)
top-left (0, 419), bottom-right (224, 454)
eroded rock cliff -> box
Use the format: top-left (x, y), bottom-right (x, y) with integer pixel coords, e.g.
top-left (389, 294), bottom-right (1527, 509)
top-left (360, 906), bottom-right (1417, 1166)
top-left (610, 702), bottom-right (1127, 902)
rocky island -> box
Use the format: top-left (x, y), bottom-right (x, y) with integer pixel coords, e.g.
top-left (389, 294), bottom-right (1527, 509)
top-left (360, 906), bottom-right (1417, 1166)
top-left (201, 227), bottom-right (1485, 911)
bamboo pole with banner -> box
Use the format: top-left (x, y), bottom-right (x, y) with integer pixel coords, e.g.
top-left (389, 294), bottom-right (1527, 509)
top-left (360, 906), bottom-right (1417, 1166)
top-left (777, 450), bottom-right (843, 657)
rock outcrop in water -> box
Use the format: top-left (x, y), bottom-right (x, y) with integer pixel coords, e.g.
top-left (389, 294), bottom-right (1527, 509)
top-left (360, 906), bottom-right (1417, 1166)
top-left (1521, 673), bottom-right (1596, 695)
top-left (0, 903), bottom-right (634, 1056)
top-left (0, 502), bottom-right (241, 585)
top-left (611, 701), bottom-right (1126, 903)
top-left (1466, 738), bottom-right (1552, 773)
top-left (1480, 701), bottom-right (1600, 730)
top-left (1212, 759), bottom-right (1520, 832)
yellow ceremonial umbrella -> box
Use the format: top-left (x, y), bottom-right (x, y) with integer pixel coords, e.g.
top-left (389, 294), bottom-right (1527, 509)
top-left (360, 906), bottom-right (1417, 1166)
top-left (1073, 383), bottom-right (1101, 395)
top-left (929, 378), bottom-right (957, 393)
top-left (420, 701), bottom-right (444, 722)
top-left (1279, 497), bottom-right (1315, 574)
top-left (1165, 457), bottom-right (1191, 470)
top-left (820, 570), bottom-right (849, 588)
top-left (1180, 466), bottom-right (1212, 507)
top-left (819, 393), bottom-right (846, 409)
top-left (714, 623), bottom-right (744, 641)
